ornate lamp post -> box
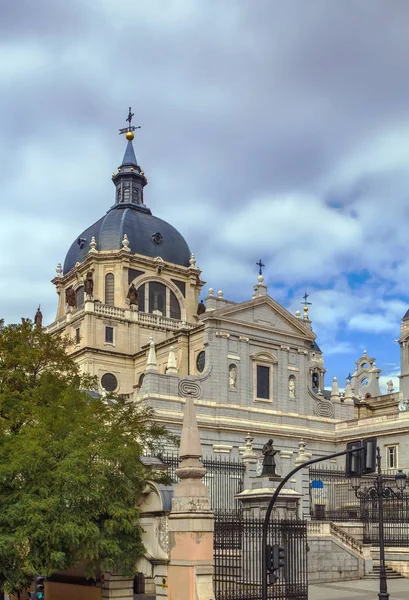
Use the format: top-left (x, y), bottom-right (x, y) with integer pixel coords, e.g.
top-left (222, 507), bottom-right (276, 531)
top-left (351, 447), bottom-right (407, 600)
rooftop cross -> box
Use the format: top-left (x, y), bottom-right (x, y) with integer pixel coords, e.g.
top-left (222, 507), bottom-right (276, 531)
top-left (301, 291), bottom-right (312, 307)
top-left (256, 259), bottom-right (265, 276)
top-left (118, 106), bottom-right (141, 139)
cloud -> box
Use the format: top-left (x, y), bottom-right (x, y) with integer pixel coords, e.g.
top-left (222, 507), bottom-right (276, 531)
top-left (1, 0), bottom-right (409, 389)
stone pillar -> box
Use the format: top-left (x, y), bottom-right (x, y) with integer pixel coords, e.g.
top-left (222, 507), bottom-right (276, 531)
top-left (241, 433), bottom-right (258, 489)
top-left (294, 440), bottom-right (312, 519)
top-left (101, 573), bottom-right (134, 599)
top-left (167, 395), bottom-right (215, 600)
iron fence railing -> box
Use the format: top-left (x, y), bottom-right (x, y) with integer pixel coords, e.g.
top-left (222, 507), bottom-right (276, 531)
top-left (309, 466), bottom-right (409, 546)
top-left (214, 511), bottom-right (308, 600)
top-left (155, 452), bottom-right (245, 511)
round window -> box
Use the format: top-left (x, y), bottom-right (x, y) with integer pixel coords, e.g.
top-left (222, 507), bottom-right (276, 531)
top-left (101, 373), bottom-right (118, 392)
top-left (196, 351), bottom-right (206, 373)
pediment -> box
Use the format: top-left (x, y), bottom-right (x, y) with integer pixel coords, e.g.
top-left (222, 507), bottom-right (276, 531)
top-left (205, 296), bottom-right (315, 340)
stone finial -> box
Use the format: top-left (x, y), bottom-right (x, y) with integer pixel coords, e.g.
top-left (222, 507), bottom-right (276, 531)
top-left (330, 376), bottom-right (340, 402)
top-left (145, 336), bottom-right (158, 373)
top-left (189, 253), bottom-right (197, 267)
top-left (242, 433), bottom-right (258, 463)
top-left (122, 233), bottom-right (130, 251)
top-left (217, 290), bottom-right (223, 298)
top-left (294, 439), bottom-right (310, 466)
top-left (295, 310), bottom-right (301, 318)
top-left (363, 349), bottom-right (367, 356)
top-left (89, 236), bottom-right (97, 253)
top-left (56, 263), bottom-right (63, 277)
top-left (208, 288), bottom-right (214, 296)
top-left (166, 345), bottom-right (178, 376)
top-left (344, 379), bottom-right (354, 404)
top-left (253, 274), bottom-right (268, 298)
top-left (303, 306), bottom-right (309, 320)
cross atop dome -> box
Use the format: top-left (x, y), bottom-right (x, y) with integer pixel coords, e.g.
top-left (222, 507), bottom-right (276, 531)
top-left (119, 106), bottom-right (141, 141)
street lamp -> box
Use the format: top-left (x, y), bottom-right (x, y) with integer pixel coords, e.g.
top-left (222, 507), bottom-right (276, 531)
top-left (352, 448), bottom-right (406, 600)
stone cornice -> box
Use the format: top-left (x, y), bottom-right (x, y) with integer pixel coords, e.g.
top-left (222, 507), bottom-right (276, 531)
top-left (52, 250), bottom-right (198, 286)
top-left (201, 295), bottom-right (316, 341)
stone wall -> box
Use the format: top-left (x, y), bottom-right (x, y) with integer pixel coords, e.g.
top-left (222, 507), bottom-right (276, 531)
top-left (308, 538), bottom-right (364, 583)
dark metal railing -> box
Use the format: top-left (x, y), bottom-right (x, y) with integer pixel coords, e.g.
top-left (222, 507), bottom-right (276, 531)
top-left (309, 466), bottom-right (409, 546)
top-left (214, 511), bottom-right (308, 600)
top-left (155, 452), bottom-right (245, 511)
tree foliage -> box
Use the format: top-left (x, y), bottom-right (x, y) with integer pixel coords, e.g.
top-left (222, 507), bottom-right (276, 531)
top-left (0, 320), bottom-right (174, 594)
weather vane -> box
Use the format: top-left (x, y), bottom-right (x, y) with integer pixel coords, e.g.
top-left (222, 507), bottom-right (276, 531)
top-left (301, 291), bottom-right (312, 307)
top-left (256, 259), bottom-right (265, 276)
top-left (119, 106), bottom-right (141, 140)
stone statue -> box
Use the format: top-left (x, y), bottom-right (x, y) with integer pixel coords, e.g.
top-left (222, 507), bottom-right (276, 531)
top-left (261, 439), bottom-right (279, 477)
top-left (65, 286), bottom-right (76, 308)
top-left (387, 380), bottom-right (395, 393)
top-left (84, 271), bottom-right (94, 297)
top-left (229, 365), bottom-right (237, 389)
top-left (197, 300), bottom-right (206, 315)
top-left (289, 376), bottom-right (296, 398)
top-left (127, 283), bottom-right (139, 307)
top-left (34, 306), bottom-right (43, 329)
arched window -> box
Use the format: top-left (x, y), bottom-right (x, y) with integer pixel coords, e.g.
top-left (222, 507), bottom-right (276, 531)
top-left (170, 290), bottom-right (181, 320)
top-left (288, 375), bottom-right (296, 399)
top-left (149, 282), bottom-right (166, 314)
top-left (136, 281), bottom-right (182, 320)
top-left (105, 273), bottom-right (115, 306)
top-left (312, 372), bottom-right (319, 390)
top-left (75, 285), bottom-right (84, 307)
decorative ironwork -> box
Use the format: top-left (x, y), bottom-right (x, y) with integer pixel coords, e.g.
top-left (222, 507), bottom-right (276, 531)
top-left (119, 106), bottom-right (141, 135)
top-left (214, 511), bottom-right (307, 600)
top-left (352, 446), bottom-right (407, 600)
top-left (256, 259), bottom-right (265, 276)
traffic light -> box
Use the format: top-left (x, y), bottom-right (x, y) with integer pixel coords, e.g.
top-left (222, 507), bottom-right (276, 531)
top-left (345, 438), bottom-right (377, 477)
top-left (273, 545), bottom-right (285, 569)
top-left (362, 437), bottom-right (377, 474)
top-left (265, 544), bottom-right (285, 584)
top-left (345, 441), bottom-right (363, 477)
top-left (34, 576), bottom-right (45, 599)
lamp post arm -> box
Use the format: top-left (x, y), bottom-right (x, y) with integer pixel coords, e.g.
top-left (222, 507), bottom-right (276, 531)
top-left (261, 445), bottom-right (363, 600)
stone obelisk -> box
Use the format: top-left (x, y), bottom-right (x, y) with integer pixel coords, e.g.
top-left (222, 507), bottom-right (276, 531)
top-left (167, 393), bottom-right (215, 600)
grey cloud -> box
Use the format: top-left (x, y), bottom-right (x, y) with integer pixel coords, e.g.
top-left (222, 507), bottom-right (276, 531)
top-left (1, 0), bottom-right (409, 332)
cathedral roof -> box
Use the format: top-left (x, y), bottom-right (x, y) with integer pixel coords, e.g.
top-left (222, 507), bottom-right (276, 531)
top-left (63, 110), bottom-right (191, 274)
top-left (63, 204), bottom-right (191, 273)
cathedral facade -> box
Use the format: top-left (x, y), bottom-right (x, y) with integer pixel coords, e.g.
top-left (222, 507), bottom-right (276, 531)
top-left (45, 121), bottom-right (409, 478)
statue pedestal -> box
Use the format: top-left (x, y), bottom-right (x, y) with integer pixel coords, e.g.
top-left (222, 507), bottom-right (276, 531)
top-left (235, 476), bottom-right (302, 520)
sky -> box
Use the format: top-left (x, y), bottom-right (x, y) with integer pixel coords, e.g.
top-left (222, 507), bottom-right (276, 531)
top-left (1, 0), bottom-right (409, 391)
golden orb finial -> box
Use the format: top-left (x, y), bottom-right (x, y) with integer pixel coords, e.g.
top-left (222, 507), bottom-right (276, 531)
top-left (126, 130), bottom-right (134, 141)
top-left (304, 306), bottom-right (309, 313)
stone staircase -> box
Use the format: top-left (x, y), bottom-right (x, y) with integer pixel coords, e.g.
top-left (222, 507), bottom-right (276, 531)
top-left (366, 561), bottom-right (404, 579)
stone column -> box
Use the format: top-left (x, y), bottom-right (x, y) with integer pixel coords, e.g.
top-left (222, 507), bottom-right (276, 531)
top-left (101, 573), bottom-right (133, 599)
top-left (167, 395), bottom-right (215, 600)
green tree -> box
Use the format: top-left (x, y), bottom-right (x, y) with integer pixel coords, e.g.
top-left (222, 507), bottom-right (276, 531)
top-left (0, 320), bottom-right (174, 596)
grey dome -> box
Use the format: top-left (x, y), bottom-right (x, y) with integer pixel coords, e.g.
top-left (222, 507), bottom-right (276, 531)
top-left (63, 203), bottom-right (191, 274)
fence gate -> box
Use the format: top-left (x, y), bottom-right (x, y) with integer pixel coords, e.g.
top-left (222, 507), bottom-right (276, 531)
top-left (214, 511), bottom-right (308, 600)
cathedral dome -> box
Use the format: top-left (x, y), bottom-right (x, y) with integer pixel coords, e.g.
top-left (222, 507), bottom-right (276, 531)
top-left (63, 110), bottom-right (191, 274)
top-left (63, 203), bottom-right (191, 274)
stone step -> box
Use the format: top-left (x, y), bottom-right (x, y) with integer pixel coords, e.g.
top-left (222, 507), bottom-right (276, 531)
top-left (366, 565), bottom-right (404, 579)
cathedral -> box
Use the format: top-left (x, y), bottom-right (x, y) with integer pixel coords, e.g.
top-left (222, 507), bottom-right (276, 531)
top-left (45, 112), bottom-right (409, 474)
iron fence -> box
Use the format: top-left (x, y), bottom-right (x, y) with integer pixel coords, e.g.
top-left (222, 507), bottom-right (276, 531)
top-left (309, 466), bottom-right (409, 546)
top-left (156, 452), bottom-right (245, 511)
top-left (214, 511), bottom-right (308, 600)
top-left (362, 495), bottom-right (409, 546)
